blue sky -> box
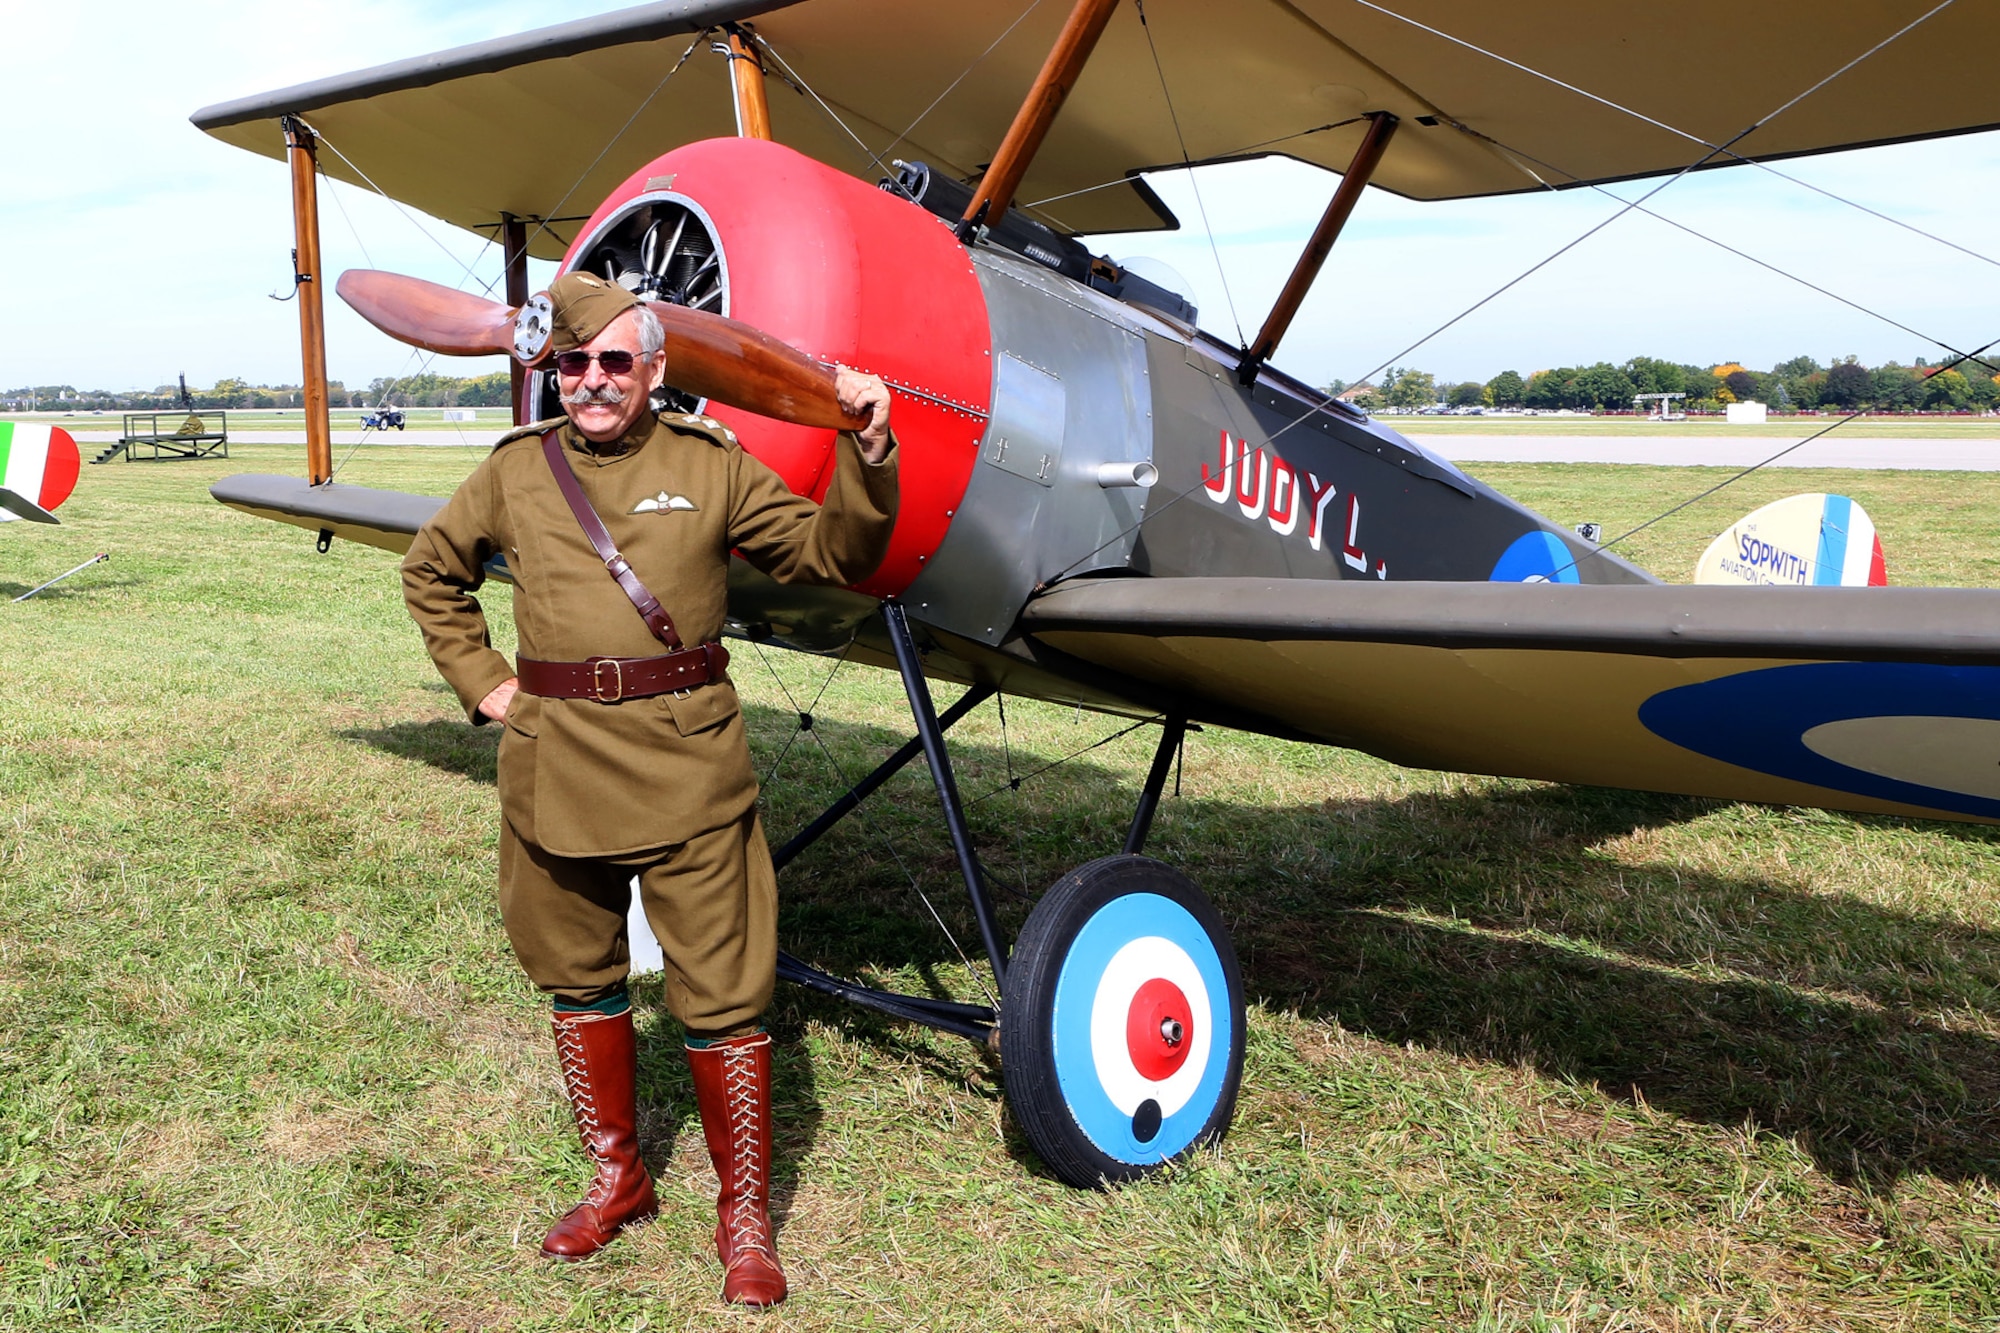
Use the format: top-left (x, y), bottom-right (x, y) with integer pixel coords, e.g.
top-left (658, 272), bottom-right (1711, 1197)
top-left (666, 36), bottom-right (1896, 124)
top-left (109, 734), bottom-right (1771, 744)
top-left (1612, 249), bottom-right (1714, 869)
top-left (7, 1), bottom-right (1999, 393)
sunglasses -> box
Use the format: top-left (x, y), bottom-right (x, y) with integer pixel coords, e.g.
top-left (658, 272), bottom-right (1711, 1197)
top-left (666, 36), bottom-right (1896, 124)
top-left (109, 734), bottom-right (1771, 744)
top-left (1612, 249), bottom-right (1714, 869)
top-left (554, 349), bottom-right (644, 376)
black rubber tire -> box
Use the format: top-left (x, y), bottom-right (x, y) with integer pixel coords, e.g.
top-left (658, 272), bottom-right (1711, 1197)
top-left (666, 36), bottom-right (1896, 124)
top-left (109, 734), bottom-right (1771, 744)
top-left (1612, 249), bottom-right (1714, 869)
top-left (1000, 854), bottom-right (1244, 1188)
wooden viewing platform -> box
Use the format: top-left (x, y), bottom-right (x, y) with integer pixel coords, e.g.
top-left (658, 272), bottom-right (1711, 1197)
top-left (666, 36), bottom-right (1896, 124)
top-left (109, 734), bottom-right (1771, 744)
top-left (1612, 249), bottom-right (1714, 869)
top-left (98, 411), bottom-right (231, 463)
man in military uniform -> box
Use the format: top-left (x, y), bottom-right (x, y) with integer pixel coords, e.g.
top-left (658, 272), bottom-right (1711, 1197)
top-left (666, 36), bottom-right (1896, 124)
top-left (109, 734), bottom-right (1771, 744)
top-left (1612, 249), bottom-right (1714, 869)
top-left (401, 272), bottom-right (896, 1308)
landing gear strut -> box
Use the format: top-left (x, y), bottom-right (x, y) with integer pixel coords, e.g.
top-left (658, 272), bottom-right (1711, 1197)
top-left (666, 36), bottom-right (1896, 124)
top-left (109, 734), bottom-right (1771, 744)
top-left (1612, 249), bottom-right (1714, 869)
top-left (772, 600), bottom-right (1245, 1187)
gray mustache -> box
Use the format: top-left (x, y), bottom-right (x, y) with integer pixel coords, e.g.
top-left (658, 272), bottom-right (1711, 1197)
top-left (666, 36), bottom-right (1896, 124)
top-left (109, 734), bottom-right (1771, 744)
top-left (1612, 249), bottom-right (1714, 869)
top-left (561, 383), bottom-right (628, 406)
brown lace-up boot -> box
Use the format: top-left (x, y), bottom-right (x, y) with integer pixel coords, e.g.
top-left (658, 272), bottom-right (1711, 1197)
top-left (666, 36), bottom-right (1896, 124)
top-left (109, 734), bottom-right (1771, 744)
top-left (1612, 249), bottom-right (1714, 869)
top-left (539, 1009), bottom-right (660, 1260)
top-left (686, 1032), bottom-right (788, 1307)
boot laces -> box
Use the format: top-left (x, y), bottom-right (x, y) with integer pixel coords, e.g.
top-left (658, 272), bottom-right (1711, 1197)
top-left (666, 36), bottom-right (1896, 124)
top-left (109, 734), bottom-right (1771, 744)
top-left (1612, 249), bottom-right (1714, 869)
top-left (554, 1016), bottom-right (614, 1210)
top-left (719, 1042), bottom-right (772, 1254)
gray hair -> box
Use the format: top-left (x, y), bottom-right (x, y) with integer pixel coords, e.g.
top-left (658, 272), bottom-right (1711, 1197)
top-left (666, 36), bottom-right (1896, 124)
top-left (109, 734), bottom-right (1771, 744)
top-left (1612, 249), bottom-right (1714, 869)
top-left (627, 304), bottom-right (665, 357)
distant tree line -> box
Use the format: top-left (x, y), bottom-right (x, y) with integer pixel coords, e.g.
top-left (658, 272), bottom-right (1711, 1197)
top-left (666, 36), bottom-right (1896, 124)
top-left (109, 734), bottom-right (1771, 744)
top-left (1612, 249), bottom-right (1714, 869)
top-left (1329, 354), bottom-right (2000, 414)
top-left (1, 370), bottom-right (514, 413)
top-left (14, 354), bottom-right (1998, 417)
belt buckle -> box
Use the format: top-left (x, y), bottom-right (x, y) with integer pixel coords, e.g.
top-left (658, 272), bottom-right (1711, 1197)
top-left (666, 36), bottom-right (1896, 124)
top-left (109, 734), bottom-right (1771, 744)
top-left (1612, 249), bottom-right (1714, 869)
top-left (591, 658), bottom-right (625, 703)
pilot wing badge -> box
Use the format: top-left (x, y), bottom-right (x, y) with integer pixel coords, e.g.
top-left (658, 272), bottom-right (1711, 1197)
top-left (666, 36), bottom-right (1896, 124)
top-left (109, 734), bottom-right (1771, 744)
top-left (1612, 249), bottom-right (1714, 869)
top-left (631, 490), bottom-right (698, 515)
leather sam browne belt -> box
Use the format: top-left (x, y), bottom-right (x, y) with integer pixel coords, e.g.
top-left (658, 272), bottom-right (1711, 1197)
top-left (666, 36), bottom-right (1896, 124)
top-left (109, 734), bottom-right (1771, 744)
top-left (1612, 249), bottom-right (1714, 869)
top-left (527, 427), bottom-right (728, 702)
top-left (518, 643), bottom-right (730, 702)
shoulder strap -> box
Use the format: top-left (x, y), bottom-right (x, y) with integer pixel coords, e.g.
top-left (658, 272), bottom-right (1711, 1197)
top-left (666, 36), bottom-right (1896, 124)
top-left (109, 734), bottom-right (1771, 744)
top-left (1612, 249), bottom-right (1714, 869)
top-left (540, 431), bottom-right (684, 650)
top-left (494, 415), bottom-right (567, 450)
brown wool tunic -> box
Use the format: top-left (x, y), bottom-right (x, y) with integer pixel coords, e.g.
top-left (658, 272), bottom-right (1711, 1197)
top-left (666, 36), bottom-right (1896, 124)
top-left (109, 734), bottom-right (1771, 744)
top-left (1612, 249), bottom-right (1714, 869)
top-left (402, 410), bottom-right (898, 859)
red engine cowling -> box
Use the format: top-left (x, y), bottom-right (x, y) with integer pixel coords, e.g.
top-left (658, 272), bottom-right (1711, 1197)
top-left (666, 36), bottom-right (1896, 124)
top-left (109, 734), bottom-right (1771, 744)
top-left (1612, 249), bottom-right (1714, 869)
top-left (560, 137), bottom-right (993, 598)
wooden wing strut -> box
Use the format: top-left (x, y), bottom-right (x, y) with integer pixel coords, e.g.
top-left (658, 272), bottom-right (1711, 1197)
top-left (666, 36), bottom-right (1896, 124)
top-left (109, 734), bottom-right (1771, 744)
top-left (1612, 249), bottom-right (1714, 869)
top-left (957, 0), bottom-right (1121, 240)
top-left (1238, 111), bottom-right (1398, 384)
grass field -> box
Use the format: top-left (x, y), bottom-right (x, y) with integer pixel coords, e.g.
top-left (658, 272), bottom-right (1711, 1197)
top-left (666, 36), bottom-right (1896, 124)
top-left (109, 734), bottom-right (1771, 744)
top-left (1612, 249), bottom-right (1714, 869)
top-left (7, 446), bottom-right (2000, 1330)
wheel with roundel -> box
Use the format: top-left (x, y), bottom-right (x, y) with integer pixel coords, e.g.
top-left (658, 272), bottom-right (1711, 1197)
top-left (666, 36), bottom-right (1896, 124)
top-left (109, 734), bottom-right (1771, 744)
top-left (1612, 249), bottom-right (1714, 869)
top-left (999, 855), bottom-right (1245, 1188)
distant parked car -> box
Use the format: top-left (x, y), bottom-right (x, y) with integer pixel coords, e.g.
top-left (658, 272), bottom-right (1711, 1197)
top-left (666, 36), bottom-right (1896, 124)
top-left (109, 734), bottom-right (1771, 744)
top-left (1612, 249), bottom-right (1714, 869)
top-left (362, 408), bottom-right (406, 430)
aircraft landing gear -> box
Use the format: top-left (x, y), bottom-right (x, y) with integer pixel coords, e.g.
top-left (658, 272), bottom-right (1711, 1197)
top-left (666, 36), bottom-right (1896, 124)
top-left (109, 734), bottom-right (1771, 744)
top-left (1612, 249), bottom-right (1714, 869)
top-left (771, 600), bottom-right (1243, 1188)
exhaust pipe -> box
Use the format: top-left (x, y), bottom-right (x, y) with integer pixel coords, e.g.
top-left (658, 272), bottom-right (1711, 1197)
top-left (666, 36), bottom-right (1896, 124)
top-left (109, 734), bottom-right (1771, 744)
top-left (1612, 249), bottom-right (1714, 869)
top-left (1095, 460), bottom-right (1158, 489)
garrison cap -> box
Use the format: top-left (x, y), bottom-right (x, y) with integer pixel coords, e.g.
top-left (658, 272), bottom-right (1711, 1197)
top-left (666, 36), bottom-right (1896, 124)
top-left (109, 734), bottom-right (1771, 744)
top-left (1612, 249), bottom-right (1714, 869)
top-left (546, 271), bottom-right (644, 353)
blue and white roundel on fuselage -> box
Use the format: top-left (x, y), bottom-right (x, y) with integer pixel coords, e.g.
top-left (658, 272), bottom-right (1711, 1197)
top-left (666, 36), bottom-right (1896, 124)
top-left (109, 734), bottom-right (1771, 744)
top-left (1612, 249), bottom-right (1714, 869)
top-left (1490, 530), bottom-right (1581, 584)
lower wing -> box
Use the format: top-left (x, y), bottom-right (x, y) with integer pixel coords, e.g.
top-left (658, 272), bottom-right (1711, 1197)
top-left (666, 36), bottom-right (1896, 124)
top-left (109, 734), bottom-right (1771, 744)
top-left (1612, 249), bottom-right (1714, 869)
top-left (1021, 577), bottom-right (2000, 825)
top-left (211, 474), bottom-right (443, 554)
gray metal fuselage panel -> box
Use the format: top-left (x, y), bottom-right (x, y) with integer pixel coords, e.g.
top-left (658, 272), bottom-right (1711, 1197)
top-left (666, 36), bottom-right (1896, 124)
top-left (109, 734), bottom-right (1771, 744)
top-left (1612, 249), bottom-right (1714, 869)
top-left (901, 249), bottom-right (1156, 646)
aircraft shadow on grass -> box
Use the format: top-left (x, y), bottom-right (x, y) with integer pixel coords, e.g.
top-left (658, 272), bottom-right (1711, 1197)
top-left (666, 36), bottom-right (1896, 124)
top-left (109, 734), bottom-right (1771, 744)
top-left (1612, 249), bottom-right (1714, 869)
top-left (0, 575), bottom-right (136, 601)
top-left (344, 703), bottom-right (2000, 1190)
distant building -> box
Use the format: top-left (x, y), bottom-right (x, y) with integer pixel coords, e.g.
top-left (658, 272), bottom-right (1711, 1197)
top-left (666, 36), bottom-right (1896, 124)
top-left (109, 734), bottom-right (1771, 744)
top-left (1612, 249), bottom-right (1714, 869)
top-left (1334, 383), bottom-right (1376, 403)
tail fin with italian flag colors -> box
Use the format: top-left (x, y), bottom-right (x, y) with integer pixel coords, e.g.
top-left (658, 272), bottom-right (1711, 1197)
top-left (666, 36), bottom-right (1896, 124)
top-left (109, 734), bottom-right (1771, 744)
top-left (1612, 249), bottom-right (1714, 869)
top-left (1693, 493), bottom-right (1888, 588)
top-left (0, 423), bottom-right (82, 524)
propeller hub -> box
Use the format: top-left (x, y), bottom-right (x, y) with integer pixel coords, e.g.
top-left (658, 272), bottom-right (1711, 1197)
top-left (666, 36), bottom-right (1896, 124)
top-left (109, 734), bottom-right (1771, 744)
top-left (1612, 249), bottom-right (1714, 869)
top-left (512, 293), bottom-right (554, 364)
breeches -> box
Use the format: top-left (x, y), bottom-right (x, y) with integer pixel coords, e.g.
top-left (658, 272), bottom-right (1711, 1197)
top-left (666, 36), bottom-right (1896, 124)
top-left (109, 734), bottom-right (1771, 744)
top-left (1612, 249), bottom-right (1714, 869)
top-left (497, 809), bottom-right (777, 1037)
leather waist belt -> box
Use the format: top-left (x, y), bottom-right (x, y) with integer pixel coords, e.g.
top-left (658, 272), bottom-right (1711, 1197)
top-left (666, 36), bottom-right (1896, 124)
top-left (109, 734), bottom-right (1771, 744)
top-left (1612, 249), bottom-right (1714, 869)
top-left (517, 643), bottom-right (729, 702)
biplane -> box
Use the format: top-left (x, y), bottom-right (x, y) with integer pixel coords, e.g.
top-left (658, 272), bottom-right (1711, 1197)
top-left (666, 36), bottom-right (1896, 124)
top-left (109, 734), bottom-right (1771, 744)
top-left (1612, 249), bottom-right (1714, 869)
top-left (191, 0), bottom-right (2000, 1188)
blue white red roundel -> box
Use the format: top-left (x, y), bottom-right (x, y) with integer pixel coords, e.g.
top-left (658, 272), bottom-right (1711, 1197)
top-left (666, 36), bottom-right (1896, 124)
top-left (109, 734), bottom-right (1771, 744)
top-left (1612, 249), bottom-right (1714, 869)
top-left (1050, 892), bottom-right (1233, 1164)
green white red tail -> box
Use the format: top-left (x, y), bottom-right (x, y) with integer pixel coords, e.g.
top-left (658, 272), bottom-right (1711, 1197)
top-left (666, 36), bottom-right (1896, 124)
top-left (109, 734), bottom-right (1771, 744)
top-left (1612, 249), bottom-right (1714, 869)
top-left (0, 423), bottom-right (82, 524)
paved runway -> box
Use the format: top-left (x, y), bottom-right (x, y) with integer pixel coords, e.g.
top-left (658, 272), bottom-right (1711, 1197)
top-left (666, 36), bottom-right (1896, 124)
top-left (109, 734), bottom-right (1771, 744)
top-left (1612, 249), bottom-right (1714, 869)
top-left (74, 429), bottom-right (498, 448)
top-left (1410, 434), bottom-right (2000, 470)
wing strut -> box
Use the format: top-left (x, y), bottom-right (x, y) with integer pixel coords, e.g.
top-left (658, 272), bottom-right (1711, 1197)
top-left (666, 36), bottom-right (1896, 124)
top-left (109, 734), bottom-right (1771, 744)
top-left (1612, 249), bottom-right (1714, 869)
top-left (1237, 110), bottom-right (1399, 384)
top-left (501, 213), bottom-right (531, 425)
top-left (956, 0), bottom-right (1121, 242)
top-left (281, 116), bottom-right (334, 485)
top-left (723, 24), bottom-right (773, 140)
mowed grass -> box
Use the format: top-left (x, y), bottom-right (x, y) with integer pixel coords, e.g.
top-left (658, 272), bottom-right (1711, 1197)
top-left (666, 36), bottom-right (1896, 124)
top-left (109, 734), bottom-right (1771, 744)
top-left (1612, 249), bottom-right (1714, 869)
top-left (6, 445), bottom-right (2000, 1331)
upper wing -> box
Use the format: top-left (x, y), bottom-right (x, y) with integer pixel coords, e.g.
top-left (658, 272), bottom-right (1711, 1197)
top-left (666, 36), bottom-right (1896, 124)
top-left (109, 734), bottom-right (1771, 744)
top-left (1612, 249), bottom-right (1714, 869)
top-left (191, 0), bottom-right (2000, 247)
top-left (1021, 577), bottom-right (2000, 825)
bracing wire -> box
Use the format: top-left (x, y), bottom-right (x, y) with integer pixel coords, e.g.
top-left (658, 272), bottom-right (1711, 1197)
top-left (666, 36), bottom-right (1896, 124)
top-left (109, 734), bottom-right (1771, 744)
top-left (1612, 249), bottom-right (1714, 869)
top-left (304, 35), bottom-right (702, 480)
top-left (314, 129), bottom-right (498, 291)
top-left (753, 39), bottom-right (896, 181)
top-left (759, 650), bottom-right (1001, 1008)
top-left (883, 0), bottom-right (1047, 163)
top-left (1346, 0), bottom-right (1959, 174)
top-left (310, 144), bottom-right (503, 480)
top-left (751, 640), bottom-right (849, 788)
top-left (1288, 0), bottom-right (1960, 446)
top-left (992, 694), bottom-right (1034, 901)
top-left (1470, 127), bottom-right (2000, 378)
top-left (1345, 0), bottom-right (1991, 267)
top-left (1021, 116), bottom-right (1367, 211)
top-left (1132, 0), bottom-right (1247, 346)
top-left (1041, 3), bottom-right (1971, 584)
top-left (511, 36), bottom-right (703, 261)
top-left (1544, 332), bottom-right (2000, 580)
top-left (966, 716), bottom-right (1155, 807)
top-left (747, 641), bottom-right (998, 1005)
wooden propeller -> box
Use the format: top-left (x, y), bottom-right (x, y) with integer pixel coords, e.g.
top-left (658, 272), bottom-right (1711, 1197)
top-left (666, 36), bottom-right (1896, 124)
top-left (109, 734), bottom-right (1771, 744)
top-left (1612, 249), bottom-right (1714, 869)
top-left (335, 269), bottom-right (868, 431)
top-left (336, 270), bottom-right (520, 358)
